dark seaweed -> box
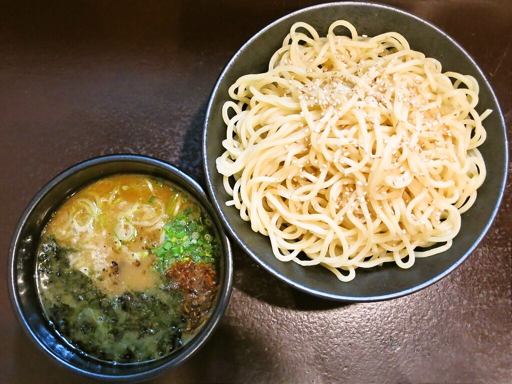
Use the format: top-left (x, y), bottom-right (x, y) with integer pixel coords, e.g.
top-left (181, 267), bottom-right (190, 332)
top-left (36, 237), bottom-right (186, 363)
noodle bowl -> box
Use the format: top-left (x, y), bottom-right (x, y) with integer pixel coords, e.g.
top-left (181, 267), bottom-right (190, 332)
top-left (216, 20), bottom-right (489, 282)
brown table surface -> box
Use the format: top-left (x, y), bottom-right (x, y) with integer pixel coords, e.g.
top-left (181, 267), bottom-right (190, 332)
top-left (1, 1), bottom-right (511, 383)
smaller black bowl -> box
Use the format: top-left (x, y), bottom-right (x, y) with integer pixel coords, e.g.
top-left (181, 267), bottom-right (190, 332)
top-left (8, 154), bottom-right (233, 381)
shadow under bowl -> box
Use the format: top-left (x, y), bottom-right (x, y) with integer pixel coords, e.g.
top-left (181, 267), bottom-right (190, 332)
top-left (202, 2), bottom-right (508, 301)
top-left (8, 154), bottom-right (233, 381)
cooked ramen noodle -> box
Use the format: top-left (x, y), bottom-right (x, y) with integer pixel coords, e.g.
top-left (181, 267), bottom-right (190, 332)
top-left (216, 20), bottom-right (489, 282)
top-left (36, 174), bottom-right (219, 362)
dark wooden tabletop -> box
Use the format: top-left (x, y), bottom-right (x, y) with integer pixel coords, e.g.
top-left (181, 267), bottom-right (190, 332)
top-left (1, 1), bottom-right (510, 383)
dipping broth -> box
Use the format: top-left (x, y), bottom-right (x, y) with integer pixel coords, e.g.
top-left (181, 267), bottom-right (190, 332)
top-left (35, 174), bottom-right (219, 363)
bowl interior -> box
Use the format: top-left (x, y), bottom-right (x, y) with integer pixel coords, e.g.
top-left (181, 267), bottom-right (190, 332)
top-left (10, 155), bottom-right (232, 380)
top-left (203, 3), bottom-right (508, 300)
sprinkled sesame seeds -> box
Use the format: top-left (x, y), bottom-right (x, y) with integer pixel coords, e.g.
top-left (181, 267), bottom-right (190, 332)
top-left (216, 19), bottom-right (487, 282)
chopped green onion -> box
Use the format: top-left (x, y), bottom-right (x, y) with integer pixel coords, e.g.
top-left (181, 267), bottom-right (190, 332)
top-left (152, 210), bottom-right (216, 272)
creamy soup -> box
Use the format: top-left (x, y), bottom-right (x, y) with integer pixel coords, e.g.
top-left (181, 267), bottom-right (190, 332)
top-left (36, 174), bottom-right (219, 363)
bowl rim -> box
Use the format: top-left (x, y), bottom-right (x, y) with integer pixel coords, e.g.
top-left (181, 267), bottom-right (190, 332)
top-left (8, 154), bottom-right (233, 381)
top-left (202, 1), bottom-right (509, 302)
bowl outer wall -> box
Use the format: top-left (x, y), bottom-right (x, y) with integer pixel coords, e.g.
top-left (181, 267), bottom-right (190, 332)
top-left (8, 154), bottom-right (233, 381)
top-left (202, 2), bottom-right (508, 301)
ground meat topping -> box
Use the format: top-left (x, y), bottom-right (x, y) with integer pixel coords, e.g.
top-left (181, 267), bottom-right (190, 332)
top-left (166, 261), bottom-right (217, 331)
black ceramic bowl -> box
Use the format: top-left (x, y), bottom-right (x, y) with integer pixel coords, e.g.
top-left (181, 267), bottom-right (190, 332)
top-left (203, 2), bottom-right (508, 301)
top-left (8, 154), bottom-right (233, 381)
